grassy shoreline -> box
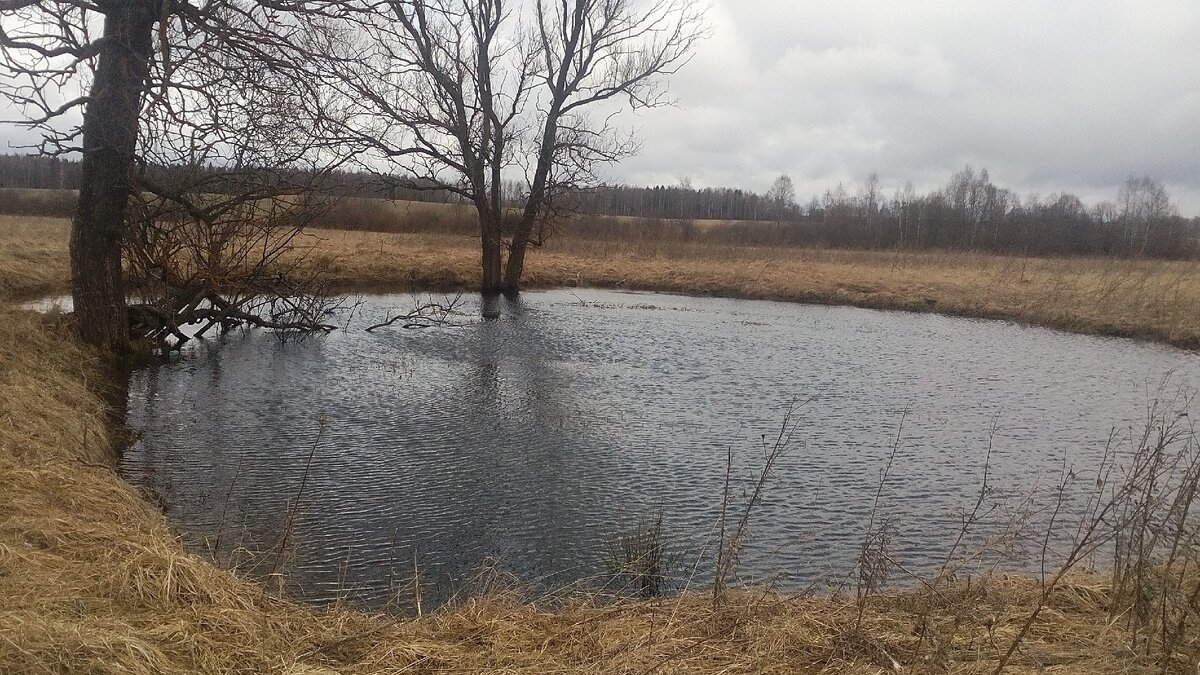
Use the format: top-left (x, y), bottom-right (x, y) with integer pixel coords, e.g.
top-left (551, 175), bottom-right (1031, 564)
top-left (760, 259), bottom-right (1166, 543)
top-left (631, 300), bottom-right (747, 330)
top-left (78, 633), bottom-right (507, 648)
top-left (317, 228), bottom-right (1200, 348)
top-left (5, 216), bottom-right (1200, 349)
top-left (3, 217), bottom-right (1197, 672)
top-left (0, 304), bottom-right (1170, 673)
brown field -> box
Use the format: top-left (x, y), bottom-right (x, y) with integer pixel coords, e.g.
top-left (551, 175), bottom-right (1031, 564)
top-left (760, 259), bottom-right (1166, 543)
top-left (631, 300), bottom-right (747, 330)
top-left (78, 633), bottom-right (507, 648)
top-left (0, 304), bottom-right (1174, 674)
top-left (322, 228), bottom-right (1200, 347)
top-left (0, 216), bottom-right (72, 301)
top-left (4, 214), bottom-right (1199, 348)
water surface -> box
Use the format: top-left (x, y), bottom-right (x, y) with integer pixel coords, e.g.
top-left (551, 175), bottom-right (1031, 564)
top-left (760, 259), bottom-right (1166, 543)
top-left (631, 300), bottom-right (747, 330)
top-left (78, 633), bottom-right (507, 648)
top-left (120, 289), bottom-right (1200, 607)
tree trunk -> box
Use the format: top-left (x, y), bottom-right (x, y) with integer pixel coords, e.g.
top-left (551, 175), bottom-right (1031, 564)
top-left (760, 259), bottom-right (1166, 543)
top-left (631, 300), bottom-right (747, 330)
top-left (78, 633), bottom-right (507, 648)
top-left (70, 2), bottom-right (157, 356)
top-left (479, 214), bottom-right (503, 295)
top-left (501, 227), bottom-right (530, 295)
top-left (502, 113), bottom-right (561, 295)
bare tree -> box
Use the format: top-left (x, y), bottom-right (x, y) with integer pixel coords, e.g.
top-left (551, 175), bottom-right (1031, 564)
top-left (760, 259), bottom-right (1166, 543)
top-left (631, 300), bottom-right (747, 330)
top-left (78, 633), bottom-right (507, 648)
top-left (121, 4), bottom-right (360, 349)
top-left (0, 1), bottom-right (353, 354)
top-left (336, 0), bottom-right (705, 296)
top-left (1, 1), bottom-right (161, 353)
top-left (765, 173), bottom-right (795, 221)
top-left (1118, 175), bottom-right (1175, 255)
top-left (858, 172), bottom-right (879, 246)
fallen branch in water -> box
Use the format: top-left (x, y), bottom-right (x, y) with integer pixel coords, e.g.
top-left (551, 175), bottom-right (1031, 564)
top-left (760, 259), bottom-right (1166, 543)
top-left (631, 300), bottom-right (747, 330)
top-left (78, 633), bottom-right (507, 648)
top-left (130, 285), bottom-right (342, 351)
top-left (191, 307), bottom-right (336, 333)
top-left (366, 294), bottom-right (465, 332)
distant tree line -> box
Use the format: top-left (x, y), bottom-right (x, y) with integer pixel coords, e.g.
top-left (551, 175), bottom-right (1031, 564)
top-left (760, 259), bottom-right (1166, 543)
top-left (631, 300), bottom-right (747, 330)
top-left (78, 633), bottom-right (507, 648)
top-left (571, 182), bottom-right (777, 221)
top-left (574, 168), bottom-right (1199, 258)
top-left (0, 154), bottom-right (463, 204)
top-left (0, 154), bottom-right (81, 190)
top-left (2, 154), bottom-right (1195, 258)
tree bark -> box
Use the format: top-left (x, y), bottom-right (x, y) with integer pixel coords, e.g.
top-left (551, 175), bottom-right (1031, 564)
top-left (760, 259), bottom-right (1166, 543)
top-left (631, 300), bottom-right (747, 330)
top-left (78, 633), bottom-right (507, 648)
top-left (70, 1), bottom-right (158, 355)
top-left (501, 230), bottom-right (528, 295)
top-left (479, 213), bottom-right (503, 295)
top-left (501, 114), bottom-right (561, 294)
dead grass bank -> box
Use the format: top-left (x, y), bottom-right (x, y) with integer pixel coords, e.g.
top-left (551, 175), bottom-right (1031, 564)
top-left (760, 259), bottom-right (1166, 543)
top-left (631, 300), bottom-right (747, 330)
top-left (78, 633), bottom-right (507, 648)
top-left (0, 260), bottom-right (1185, 667)
top-left (4, 215), bottom-right (1200, 348)
top-left (313, 227), bottom-right (1200, 348)
top-left (0, 306), bottom-right (1168, 673)
top-left (0, 216), bottom-right (71, 301)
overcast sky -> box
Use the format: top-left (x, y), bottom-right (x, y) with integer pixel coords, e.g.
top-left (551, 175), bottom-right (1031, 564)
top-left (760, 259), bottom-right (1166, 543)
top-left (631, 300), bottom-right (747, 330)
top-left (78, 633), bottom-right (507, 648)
top-left (2, 1), bottom-right (1196, 214)
top-left (606, 0), bottom-right (1200, 215)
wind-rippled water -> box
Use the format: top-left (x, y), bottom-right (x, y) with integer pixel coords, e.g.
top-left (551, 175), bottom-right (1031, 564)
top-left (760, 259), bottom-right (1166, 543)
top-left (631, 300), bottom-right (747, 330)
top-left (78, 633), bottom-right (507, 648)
top-left (119, 289), bottom-right (1200, 608)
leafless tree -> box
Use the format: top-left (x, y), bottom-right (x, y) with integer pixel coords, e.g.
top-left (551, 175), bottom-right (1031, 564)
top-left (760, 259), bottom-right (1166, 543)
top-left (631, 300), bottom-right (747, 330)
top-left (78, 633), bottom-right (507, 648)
top-left (765, 173), bottom-right (794, 221)
top-left (121, 3), bottom-right (363, 350)
top-left (335, 0), bottom-right (705, 296)
top-left (0, 1), bottom-right (354, 355)
top-left (2, 1), bottom-right (159, 353)
top-left (858, 172), bottom-right (881, 246)
top-left (1119, 175), bottom-right (1176, 256)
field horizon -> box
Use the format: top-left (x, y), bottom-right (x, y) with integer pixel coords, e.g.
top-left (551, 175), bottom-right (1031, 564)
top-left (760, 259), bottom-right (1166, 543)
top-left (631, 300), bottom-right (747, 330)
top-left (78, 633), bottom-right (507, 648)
top-left (4, 213), bottom-right (1200, 349)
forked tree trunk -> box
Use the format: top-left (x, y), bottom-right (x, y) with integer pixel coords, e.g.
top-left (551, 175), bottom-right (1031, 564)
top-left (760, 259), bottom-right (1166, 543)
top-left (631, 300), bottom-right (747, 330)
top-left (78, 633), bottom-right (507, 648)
top-left (70, 2), bottom-right (158, 356)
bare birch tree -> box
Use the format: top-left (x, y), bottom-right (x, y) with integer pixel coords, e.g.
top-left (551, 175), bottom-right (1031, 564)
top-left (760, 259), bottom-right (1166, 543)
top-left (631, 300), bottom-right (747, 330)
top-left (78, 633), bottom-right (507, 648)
top-left (336, 0), bottom-right (705, 295)
top-left (1118, 175), bottom-right (1175, 256)
top-left (766, 174), bottom-right (795, 221)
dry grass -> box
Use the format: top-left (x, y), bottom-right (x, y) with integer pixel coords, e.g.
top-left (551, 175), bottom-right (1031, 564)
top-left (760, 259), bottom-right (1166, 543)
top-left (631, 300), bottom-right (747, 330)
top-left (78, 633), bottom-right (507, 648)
top-left (322, 195), bottom-right (478, 235)
top-left (311, 227), bottom-right (1200, 348)
top-left (0, 216), bottom-right (71, 301)
top-left (0, 222), bottom-right (1189, 672)
top-left (0, 311), bottom-right (1164, 672)
top-left (5, 215), bottom-right (1200, 348)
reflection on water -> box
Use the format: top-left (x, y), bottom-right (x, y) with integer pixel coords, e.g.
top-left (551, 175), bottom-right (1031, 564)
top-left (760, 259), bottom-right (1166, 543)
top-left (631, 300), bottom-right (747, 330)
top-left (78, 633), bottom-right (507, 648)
top-left (120, 289), bottom-right (1200, 608)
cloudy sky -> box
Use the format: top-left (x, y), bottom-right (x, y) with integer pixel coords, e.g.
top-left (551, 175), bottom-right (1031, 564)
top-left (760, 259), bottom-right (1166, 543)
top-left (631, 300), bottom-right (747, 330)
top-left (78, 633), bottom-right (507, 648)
top-left (2, 1), bottom-right (1196, 215)
top-left (608, 0), bottom-right (1200, 215)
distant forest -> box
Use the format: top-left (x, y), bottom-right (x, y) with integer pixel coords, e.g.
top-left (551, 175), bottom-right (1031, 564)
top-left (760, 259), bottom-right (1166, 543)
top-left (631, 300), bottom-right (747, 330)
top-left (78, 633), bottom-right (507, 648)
top-left (1, 154), bottom-right (1196, 258)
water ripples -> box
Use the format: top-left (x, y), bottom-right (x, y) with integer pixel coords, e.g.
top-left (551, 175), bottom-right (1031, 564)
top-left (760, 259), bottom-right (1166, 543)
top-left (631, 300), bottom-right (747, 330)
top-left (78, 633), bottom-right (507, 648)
top-left (121, 289), bottom-right (1200, 608)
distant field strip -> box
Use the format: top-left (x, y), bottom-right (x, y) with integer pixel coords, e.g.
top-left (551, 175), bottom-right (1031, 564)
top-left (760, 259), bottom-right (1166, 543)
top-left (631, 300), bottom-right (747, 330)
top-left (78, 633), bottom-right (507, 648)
top-left (4, 214), bottom-right (1200, 348)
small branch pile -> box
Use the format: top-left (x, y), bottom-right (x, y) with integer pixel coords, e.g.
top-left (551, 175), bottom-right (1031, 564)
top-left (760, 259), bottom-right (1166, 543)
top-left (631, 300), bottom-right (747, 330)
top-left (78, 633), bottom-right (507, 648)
top-left (124, 172), bottom-right (341, 350)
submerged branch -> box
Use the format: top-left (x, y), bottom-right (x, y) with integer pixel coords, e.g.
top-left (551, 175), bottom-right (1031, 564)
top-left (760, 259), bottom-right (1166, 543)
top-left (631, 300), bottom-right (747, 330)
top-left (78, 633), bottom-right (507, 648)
top-left (365, 294), bottom-right (464, 332)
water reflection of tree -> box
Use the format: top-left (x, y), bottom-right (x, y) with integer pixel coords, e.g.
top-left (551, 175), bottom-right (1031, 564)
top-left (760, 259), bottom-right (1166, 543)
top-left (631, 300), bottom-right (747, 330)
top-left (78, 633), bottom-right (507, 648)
top-left (426, 295), bottom-right (622, 588)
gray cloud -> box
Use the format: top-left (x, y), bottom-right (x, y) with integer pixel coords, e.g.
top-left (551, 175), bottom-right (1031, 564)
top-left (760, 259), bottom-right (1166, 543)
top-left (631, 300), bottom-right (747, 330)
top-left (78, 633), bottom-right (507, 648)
top-left (3, 1), bottom-right (1197, 214)
top-left (608, 0), bottom-right (1200, 214)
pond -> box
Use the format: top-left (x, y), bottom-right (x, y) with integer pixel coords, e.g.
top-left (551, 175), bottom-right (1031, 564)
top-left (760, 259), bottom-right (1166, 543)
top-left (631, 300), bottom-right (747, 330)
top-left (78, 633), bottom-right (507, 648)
top-left (119, 289), bottom-right (1200, 609)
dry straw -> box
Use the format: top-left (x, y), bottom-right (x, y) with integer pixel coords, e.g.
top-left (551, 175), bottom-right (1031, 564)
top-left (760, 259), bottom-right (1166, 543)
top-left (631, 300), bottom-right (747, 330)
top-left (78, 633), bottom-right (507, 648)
top-left (5, 211), bottom-right (1200, 347)
top-left (0, 304), bottom-right (1188, 674)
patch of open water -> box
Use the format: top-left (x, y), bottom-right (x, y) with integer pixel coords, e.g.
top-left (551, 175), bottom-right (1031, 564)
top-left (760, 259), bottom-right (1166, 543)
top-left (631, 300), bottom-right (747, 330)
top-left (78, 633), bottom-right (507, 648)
top-left (118, 289), bottom-right (1200, 608)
